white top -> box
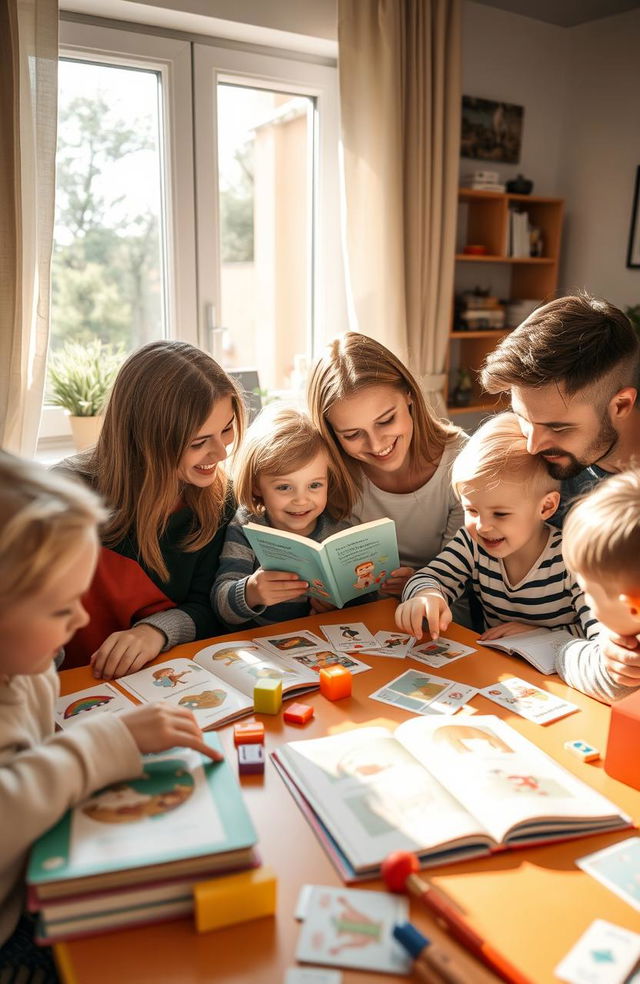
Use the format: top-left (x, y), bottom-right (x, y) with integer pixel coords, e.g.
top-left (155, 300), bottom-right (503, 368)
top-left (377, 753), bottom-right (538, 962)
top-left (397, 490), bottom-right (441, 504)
top-left (350, 435), bottom-right (466, 570)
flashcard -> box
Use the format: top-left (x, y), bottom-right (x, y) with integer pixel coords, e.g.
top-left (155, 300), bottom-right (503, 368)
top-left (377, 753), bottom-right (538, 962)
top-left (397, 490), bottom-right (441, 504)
top-left (290, 649), bottom-right (372, 676)
top-left (161, 680), bottom-right (249, 729)
top-left (117, 657), bottom-right (210, 703)
top-left (370, 631), bottom-right (415, 658)
top-left (55, 683), bottom-right (133, 729)
top-left (577, 838), bottom-right (640, 912)
top-left (410, 638), bottom-right (477, 668)
top-left (320, 623), bottom-right (378, 652)
top-left (369, 669), bottom-right (477, 716)
top-left (285, 968), bottom-right (342, 984)
top-left (258, 630), bottom-right (327, 656)
top-left (554, 919), bottom-right (640, 984)
top-left (479, 677), bottom-right (579, 724)
top-left (295, 885), bottom-right (410, 974)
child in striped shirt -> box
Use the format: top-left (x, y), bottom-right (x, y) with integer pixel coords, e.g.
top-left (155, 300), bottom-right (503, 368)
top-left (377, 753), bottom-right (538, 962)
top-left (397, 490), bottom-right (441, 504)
top-left (395, 412), bottom-right (598, 643)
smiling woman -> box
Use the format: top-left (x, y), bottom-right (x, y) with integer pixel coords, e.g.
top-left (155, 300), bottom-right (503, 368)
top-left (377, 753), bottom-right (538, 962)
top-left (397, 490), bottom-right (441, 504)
top-left (54, 341), bottom-right (245, 676)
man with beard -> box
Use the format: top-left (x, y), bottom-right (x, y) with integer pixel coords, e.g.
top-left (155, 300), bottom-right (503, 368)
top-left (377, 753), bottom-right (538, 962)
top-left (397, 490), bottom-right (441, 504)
top-left (480, 293), bottom-right (640, 702)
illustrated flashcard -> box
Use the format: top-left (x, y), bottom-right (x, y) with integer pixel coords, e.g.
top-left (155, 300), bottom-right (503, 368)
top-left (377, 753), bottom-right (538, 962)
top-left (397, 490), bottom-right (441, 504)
top-left (369, 631), bottom-right (415, 658)
top-left (369, 669), bottom-right (476, 716)
top-left (295, 885), bottom-right (410, 974)
top-left (479, 677), bottom-right (578, 724)
top-left (55, 683), bottom-right (133, 729)
top-left (258, 630), bottom-right (327, 656)
top-left (291, 650), bottom-right (372, 676)
top-left (162, 681), bottom-right (249, 729)
top-left (577, 838), bottom-right (640, 912)
top-left (117, 657), bottom-right (210, 703)
top-left (320, 623), bottom-right (378, 652)
top-left (554, 919), bottom-right (640, 984)
top-left (410, 638), bottom-right (477, 668)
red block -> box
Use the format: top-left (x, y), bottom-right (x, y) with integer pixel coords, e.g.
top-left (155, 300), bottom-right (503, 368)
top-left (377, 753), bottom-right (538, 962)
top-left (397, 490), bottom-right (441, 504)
top-left (283, 702), bottom-right (314, 725)
top-left (319, 665), bottom-right (352, 700)
top-left (604, 689), bottom-right (640, 790)
top-left (233, 720), bottom-right (265, 746)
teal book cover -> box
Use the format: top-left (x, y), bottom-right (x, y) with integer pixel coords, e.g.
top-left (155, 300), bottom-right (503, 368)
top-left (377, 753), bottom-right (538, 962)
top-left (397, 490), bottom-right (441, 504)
top-left (28, 734), bottom-right (256, 893)
top-left (244, 518), bottom-right (399, 608)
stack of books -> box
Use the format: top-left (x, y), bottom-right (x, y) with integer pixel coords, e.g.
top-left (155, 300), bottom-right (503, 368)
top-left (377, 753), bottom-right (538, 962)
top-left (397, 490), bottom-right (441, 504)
top-left (27, 735), bottom-right (259, 943)
top-left (455, 293), bottom-right (505, 332)
top-left (460, 169), bottom-right (505, 193)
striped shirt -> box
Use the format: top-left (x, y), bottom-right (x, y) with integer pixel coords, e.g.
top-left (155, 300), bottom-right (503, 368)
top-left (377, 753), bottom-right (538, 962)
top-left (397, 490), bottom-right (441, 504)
top-left (555, 637), bottom-right (638, 704)
top-left (403, 524), bottom-right (598, 639)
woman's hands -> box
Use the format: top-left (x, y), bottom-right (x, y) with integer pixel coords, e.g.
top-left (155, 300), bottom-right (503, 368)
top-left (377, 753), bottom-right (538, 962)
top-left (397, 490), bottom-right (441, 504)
top-left (91, 624), bottom-right (166, 679)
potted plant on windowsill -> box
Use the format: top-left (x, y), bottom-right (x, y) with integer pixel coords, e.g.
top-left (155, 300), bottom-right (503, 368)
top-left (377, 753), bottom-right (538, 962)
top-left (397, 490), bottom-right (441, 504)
top-left (48, 339), bottom-right (123, 451)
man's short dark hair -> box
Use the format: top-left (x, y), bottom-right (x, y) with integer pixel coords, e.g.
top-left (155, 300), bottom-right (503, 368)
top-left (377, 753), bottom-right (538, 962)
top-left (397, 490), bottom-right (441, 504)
top-left (480, 293), bottom-right (640, 398)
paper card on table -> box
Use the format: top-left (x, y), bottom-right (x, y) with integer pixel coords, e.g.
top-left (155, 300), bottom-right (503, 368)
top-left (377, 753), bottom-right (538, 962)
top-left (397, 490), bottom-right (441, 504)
top-left (554, 919), bottom-right (640, 984)
top-left (258, 630), bottom-right (327, 656)
top-left (370, 631), bottom-right (415, 658)
top-left (479, 677), bottom-right (578, 724)
top-left (410, 638), bottom-right (477, 668)
top-left (295, 885), bottom-right (410, 974)
top-left (285, 968), bottom-right (343, 984)
top-left (577, 837), bottom-right (640, 912)
top-left (113, 657), bottom-right (212, 703)
top-left (320, 623), bottom-right (378, 652)
top-left (160, 680), bottom-right (252, 730)
top-left (288, 649), bottom-right (371, 676)
top-left (369, 668), bottom-right (476, 716)
top-left (55, 683), bottom-right (133, 729)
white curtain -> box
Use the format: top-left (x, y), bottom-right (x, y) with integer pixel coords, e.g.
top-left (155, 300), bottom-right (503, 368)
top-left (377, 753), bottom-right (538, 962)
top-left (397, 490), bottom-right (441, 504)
top-left (338, 0), bottom-right (461, 414)
top-left (0, 0), bottom-right (58, 454)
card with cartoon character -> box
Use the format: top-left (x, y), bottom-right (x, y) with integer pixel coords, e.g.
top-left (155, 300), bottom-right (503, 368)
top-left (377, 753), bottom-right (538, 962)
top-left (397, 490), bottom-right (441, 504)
top-left (320, 623), bottom-right (378, 652)
top-left (55, 683), bottom-right (134, 730)
top-left (479, 677), bottom-right (578, 724)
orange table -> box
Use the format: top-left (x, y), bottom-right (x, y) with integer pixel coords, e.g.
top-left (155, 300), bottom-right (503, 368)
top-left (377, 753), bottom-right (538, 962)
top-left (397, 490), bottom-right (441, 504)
top-left (54, 599), bottom-right (640, 984)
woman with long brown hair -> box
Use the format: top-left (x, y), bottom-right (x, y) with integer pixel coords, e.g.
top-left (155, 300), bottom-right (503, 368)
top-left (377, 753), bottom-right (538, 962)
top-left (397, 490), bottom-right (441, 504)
top-left (57, 340), bottom-right (244, 677)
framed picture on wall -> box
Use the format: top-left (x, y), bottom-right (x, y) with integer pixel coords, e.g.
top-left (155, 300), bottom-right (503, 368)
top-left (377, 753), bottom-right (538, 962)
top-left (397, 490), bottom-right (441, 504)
top-left (626, 166), bottom-right (640, 268)
top-left (461, 96), bottom-right (524, 164)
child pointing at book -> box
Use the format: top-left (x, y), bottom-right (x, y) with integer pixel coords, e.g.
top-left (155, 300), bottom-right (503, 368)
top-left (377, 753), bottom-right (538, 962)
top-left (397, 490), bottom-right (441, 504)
top-left (212, 406), bottom-right (351, 628)
top-left (395, 412), bottom-right (599, 643)
top-left (0, 452), bottom-right (220, 976)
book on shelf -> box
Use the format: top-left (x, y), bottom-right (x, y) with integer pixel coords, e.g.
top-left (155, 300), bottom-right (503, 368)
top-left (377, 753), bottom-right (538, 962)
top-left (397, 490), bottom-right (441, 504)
top-left (271, 715), bottom-right (630, 882)
top-left (508, 208), bottom-right (531, 258)
top-left (28, 734), bottom-right (258, 941)
top-left (243, 517), bottom-right (399, 609)
top-left (479, 628), bottom-right (577, 675)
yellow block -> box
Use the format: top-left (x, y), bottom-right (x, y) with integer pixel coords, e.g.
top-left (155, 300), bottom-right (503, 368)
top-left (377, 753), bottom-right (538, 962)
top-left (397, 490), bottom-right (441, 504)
top-left (194, 866), bottom-right (277, 933)
top-left (253, 677), bottom-right (282, 714)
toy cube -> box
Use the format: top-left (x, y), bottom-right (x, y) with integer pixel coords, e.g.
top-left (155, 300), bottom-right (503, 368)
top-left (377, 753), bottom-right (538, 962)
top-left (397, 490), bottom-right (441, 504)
top-left (319, 665), bottom-right (352, 700)
top-left (564, 739), bottom-right (600, 763)
top-left (283, 701), bottom-right (314, 725)
top-left (605, 689), bottom-right (640, 789)
top-left (237, 743), bottom-right (265, 775)
top-left (233, 720), bottom-right (265, 746)
top-left (194, 865), bottom-right (277, 933)
top-left (253, 677), bottom-right (282, 714)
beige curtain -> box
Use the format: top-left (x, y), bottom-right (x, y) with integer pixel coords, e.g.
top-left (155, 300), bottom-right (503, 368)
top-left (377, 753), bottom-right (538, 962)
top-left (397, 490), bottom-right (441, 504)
top-left (338, 0), bottom-right (461, 414)
top-left (0, 0), bottom-right (58, 455)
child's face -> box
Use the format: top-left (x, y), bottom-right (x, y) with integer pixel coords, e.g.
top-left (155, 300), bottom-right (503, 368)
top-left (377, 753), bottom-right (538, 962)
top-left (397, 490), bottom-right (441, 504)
top-left (326, 384), bottom-right (413, 476)
top-left (461, 482), bottom-right (556, 561)
top-left (577, 574), bottom-right (640, 637)
top-left (177, 396), bottom-right (235, 489)
top-left (255, 450), bottom-right (329, 537)
top-left (0, 529), bottom-right (98, 676)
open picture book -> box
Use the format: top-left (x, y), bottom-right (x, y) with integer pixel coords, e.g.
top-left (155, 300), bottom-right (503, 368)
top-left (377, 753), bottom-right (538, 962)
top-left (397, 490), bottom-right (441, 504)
top-left (271, 715), bottom-right (630, 881)
top-left (243, 517), bottom-right (399, 609)
top-left (479, 628), bottom-right (577, 675)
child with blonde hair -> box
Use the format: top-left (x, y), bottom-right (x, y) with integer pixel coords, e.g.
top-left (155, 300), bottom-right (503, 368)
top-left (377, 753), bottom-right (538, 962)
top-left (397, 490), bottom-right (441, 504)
top-left (0, 452), bottom-right (221, 977)
top-left (395, 412), bottom-right (599, 642)
top-left (212, 405), bottom-right (349, 627)
top-left (558, 469), bottom-right (640, 700)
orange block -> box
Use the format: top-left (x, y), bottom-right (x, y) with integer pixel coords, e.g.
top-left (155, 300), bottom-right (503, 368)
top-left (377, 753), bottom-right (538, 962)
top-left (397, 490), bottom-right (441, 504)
top-left (604, 689), bottom-right (640, 789)
top-left (233, 720), bottom-right (265, 746)
top-left (319, 665), bottom-right (352, 700)
top-left (283, 702), bottom-right (314, 725)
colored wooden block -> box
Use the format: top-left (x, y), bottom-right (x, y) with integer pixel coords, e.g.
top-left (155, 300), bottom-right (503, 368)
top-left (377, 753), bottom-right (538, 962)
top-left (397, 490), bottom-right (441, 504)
top-left (564, 739), bottom-right (600, 762)
top-left (253, 677), bottom-right (282, 714)
top-left (319, 665), bottom-right (352, 700)
top-left (283, 701), bottom-right (314, 725)
top-left (233, 720), bottom-right (265, 746)
top-left (605, 689), bottom-right (640, 789)
top-left (238, 743), bottom-right (265, 774)
top-left (194, 865), bottom-right (277, 933)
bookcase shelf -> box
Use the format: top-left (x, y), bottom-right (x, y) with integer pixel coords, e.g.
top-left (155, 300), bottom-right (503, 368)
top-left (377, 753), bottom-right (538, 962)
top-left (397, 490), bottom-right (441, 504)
top-left (446, 189), bottom-right (564, 414)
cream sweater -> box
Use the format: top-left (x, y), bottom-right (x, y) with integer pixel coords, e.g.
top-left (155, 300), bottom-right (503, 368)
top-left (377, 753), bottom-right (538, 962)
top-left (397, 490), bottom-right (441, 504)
top-left (0, 663), bottom-right (142, 945)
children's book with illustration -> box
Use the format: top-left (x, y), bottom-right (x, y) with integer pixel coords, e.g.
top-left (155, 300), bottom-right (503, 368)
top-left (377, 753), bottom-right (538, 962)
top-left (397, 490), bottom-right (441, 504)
top-left (28, 734), bottom-right (257, 917)
top-left (271, 715), bottom-right (630, 881)
top-left (479, 628), bottom-right (577, 675)
top-left (243, 517), bottom-right (400, 609)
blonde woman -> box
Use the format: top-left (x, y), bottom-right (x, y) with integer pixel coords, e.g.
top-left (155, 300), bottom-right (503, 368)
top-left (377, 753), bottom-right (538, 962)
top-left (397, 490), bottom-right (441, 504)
top-left (212, 405), bottom-right (349, 628)
top-left (308, 332), bottom-right (465, 597)
top-left (57, 340), bottom-right (244, 678)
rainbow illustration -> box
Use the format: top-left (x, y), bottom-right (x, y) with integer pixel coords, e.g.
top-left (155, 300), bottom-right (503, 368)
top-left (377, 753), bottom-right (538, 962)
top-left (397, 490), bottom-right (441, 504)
top-left (64, 694), bottom-right (114, 718)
